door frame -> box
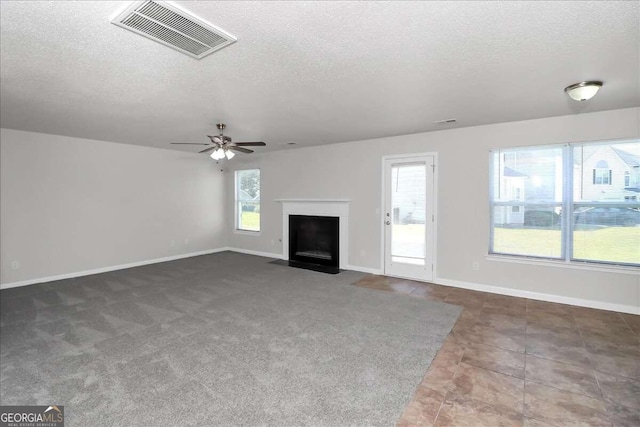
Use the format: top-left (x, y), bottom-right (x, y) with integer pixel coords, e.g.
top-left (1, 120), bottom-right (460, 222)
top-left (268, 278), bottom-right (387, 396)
top-left (380, 152), bottom-right (438, 281)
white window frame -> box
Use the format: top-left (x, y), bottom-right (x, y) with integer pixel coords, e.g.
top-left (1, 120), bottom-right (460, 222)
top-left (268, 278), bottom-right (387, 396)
top-left (489, 140), bottom-right (640, 268)
top-left (235, 169), bottom-right (261, 234)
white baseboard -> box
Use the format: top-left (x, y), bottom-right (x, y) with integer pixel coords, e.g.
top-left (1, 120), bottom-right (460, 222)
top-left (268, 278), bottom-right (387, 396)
top-left (226, 247), bottom-right (383, 275)
top-left (4, 250), bottom-right (635, 315)
top-left (345, 264), bottom-right (383, 275)
top-left (434, 277), bottom-right (640, 315)
top-left (0, 248), bottom-right (228, 290)
top-left (224, 247), bottom-right (283, 259)
top-left (225, 247), bottom-right (384, 275)
top-left (0, 247), bottom-right (369, 290)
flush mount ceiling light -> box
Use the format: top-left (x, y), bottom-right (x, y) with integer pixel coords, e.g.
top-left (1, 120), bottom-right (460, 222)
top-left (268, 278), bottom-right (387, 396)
top-left (564, 81), bottom-right (603, 101)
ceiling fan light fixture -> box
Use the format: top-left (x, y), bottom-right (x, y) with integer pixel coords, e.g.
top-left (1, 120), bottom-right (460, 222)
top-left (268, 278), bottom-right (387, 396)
top-left (173, 123), bottom-right (265, 158)
top-left (210, 148), bottom-right (225, 160)
top-left (564, 81), bottom-right (603, 101)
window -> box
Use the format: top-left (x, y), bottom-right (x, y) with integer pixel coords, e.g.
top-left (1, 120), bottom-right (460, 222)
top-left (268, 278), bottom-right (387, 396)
top-left (512, 188), bottom-right (521, 200)
top-left (490, 140), bottom-right (640, 266)
top-left (235, 169), bottom-right (260, 232)
top-left (593, 161), bottom-right (612, 185)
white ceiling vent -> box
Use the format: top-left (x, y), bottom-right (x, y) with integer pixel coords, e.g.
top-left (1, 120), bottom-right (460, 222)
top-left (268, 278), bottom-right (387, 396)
top-left (111, 1), bottom-right (236, 59)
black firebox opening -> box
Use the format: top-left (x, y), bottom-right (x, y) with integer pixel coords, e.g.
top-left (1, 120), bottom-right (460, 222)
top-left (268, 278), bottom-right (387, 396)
top-left (289, 215), bottom-right (339, 268)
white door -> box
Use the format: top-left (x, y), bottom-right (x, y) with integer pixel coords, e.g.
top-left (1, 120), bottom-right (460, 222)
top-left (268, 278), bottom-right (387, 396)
top-left (383, 155), bottom-right (435, 281)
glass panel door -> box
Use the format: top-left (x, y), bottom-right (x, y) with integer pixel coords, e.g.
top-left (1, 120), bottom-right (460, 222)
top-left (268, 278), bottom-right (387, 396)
top-left (384, 155), bottom-right (435, 281)
top-left (391, 163), bottom-right (426, 265)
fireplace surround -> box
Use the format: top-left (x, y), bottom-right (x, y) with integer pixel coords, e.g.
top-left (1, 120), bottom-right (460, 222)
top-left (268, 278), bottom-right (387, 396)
top-left (277, 199), bottom-right (350, 271)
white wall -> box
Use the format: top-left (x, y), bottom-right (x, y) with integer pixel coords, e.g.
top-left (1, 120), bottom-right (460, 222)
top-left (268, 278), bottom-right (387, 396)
top-left (1, 129), bottom-right (226, 286)
top-left (226, 108), bottom-right (640, 312)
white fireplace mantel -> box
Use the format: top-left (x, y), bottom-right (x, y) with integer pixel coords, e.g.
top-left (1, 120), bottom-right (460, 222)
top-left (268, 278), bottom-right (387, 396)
top-left (277, 199), bottom-right (350, 269)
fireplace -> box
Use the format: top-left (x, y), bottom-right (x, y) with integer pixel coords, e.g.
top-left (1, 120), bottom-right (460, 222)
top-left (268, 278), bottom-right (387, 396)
top-left (276, 199), bottom-right (350, 273)
top-left (289, 215), bottom-right (339, 268)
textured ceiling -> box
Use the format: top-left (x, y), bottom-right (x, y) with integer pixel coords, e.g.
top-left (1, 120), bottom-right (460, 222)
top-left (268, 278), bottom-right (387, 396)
top-left (1, 1), bottom-right (638, 152)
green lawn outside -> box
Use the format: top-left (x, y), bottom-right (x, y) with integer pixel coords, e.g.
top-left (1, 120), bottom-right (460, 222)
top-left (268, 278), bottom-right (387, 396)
top-left (240, 211), bottom-right (260, 231)
top-left (391, 223), bottom-right (639, 264)
top-left (494, 226), bottom-right (640, 264)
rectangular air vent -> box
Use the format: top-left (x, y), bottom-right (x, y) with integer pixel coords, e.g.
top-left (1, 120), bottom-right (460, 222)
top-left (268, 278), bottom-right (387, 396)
top-left (111, 1), bottom-right (236, 59)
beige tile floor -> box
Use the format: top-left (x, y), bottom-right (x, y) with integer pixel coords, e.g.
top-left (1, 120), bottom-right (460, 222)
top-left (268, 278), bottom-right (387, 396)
top-left (351, 275), bottom-right (640, 427)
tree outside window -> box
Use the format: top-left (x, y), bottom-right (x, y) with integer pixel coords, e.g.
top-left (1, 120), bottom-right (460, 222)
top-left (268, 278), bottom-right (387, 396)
top-left (236, 169), bottom-right (260, 232)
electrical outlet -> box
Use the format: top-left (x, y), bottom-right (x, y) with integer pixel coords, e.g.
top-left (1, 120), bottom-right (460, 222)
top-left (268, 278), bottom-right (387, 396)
top-left (11, 261), bottom-right (20, 270)
top-left (472, 261), bottom-right (479, 271)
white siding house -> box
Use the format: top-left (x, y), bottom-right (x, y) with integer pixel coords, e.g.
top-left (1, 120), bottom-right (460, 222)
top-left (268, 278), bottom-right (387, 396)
top-left (574, 145), bottom-right (640, 202)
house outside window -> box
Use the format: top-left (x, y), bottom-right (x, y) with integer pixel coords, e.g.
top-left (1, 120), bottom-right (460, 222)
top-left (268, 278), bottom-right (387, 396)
top-left (235, 169), bottom-right (260, 232)
top-left (490, 140), bottom-right (640, 266)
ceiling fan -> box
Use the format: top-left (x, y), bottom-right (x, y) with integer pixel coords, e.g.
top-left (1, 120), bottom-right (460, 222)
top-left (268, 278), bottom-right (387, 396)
top-left (171, 123), bottom-right (266, 160)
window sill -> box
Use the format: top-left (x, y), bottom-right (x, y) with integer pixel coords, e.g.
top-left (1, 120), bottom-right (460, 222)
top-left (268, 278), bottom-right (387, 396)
top-left (485, 255), bottom-right (639, 275)
top-left (234, 229), bottom-right (261, 236)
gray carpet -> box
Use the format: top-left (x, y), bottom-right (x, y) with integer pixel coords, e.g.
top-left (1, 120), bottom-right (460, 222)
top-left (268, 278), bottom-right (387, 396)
top-left (0, 252), bottom-right (461, 426)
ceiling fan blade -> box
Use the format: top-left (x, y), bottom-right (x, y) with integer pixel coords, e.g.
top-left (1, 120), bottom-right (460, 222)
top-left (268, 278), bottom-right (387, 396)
top-left (231, 142), bottom-right (266, 147)
top-left (171, 143), bottom-right (210, 145)
top-left (229, 146), bottom-right (254, 154)
top-left (207, 135), bottom-right (223, 144)
top-left (199, 146), bottom-right (217, 154)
